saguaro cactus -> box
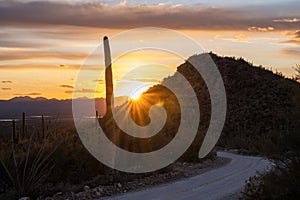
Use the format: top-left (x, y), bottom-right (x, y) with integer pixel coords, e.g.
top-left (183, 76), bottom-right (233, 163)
top-left (102, 36), bottom-right (117, 182)
top-left (103, 36), bottom-right (114, 116)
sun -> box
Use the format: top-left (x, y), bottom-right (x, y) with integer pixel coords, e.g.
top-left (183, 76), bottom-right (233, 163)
top-left (128, 86), bottom-right (149, 101)
top-left (129, 92), bottom-right (142, 100)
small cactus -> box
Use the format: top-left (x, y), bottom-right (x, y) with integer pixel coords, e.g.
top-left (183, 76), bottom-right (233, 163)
top-left (95, 110), bottom-right (99, 125)
top-left (12, 120), bottom-right (18, 144)
top-left (42, 114), bottom-right (45, 139)
top-left (22, 112), bottom-right (26, 140)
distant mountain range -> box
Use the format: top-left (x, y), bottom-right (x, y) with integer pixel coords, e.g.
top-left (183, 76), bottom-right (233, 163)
top-left (0, 96), bottom-right (128, 118)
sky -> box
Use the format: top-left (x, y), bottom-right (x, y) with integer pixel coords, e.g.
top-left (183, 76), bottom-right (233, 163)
top-left (0, 0), bottom-right (300, 100)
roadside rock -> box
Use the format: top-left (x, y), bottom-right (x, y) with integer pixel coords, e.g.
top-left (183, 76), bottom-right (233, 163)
top-left (19, 197), bottom-right (30, 200)
top-left (84, 185), bottom-right (90, 191)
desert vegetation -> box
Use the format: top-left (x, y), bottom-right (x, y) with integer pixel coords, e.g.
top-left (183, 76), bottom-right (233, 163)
top-left (294, 64), bottom-right (300, 81)
top-left (0, 114), bottom-right (106, 199)
top-left (138, 53), bottom-right (300, 199)
top-left (1, 53), bottom-right (299, 199)
top-left (102, 53), bottom-right (300, 198)
top-left (241, 64), bottom-right (300, 199)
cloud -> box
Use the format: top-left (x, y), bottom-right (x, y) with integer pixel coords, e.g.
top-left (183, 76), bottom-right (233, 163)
top-left (281, 48), bottom-right (300, 57)
top-left (273, 18), bottom-right (299, 23)
top-left (13, 92), bottom-right (41, 95)
top-left (130, 78), bottom-right (160, 83)
top-left (65, 88), bottom-right (103, 94)
top-left (0, 63), bottom-right (101, 70)
top-left (215, 34), bottom-right (250, 43)
top-left (248, 26), bottom-right (274, 32)
top-left (93, 78), bottom-right (160, 84)
top-left (0, 0), bottom-right (299, 31)
top-left (118, 0), bottom-right (127, 6)
top-left (59, 84), bottom-right (74, 89)
top-left (2, 80), bottom-right (12, 83)
top-left (0, 40), bottom-right (57, 48)
top-left (0, 63), bottom-right (80, 70)
top-left (1, 87), bottom-right (11, 90)
top-left (0, 26), bottom-right (102, 49)
top-left (58, 64), bottom-right (71, 68)
top-left (0, 49), bottom-right (86, 61)
top-left (93, 79), bottom-right (106, 84)
top-left (281, 30), bottom-right (300, 45)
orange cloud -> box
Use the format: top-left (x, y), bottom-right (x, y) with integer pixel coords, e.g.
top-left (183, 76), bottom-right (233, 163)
top-left (0, 49), bottom-right (86, 61)
top-left (2, 80), bottom-right (12, 83)
top-left (215, 34), bottom-right (250, 43)
top-left (13, 92), bottom-right (41, 96)
top-left (0, 64), bottom-right (80, 70)
top-left (281, 30), bottom-right (300, 45)
top-left (273, 18), bottom-right (299, 23)
top-left (248, 26), bottom-right (274, 32)
top-left (59, 84), bottom-right (74, 89)
top-left (65, 88), bottom-right (103, 94)
top-left (281, 48), bottom-right (300, 57)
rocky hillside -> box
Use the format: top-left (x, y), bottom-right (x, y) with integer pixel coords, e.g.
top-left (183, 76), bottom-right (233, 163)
top-left (139, 53), bottom-right (300, 158)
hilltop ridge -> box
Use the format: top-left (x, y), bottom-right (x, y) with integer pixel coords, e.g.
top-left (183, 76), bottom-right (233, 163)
top-left (140, 52), bottom-right (300, 158)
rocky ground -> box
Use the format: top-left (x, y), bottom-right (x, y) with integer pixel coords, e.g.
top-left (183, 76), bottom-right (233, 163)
top-left (38, 156), bottom-right (230, 200)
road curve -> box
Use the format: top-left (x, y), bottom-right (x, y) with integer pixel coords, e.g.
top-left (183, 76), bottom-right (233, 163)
top-left (101, 151), bottom-right (271, 200)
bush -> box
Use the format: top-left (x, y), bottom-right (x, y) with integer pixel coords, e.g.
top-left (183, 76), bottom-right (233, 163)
top-left (242, 154), bottom-right (300, 200)
top-left (0, 135), bottom-right (58, 199)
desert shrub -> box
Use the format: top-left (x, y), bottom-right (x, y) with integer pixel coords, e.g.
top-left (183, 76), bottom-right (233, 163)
top-left (0, 135), bottom-right (58, 199)
top-left (242, 122), bottom-right (300, 200)
top-left (0, 119), bottom-right (104, 199)
top-left (242, 154), bottom-right (300, 200)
